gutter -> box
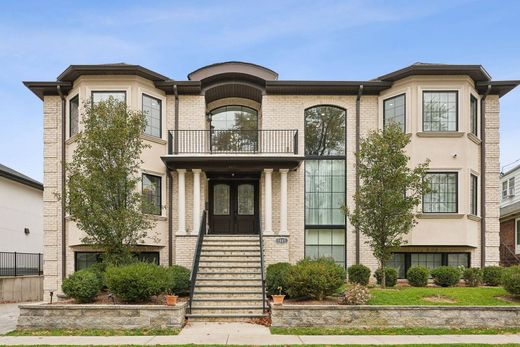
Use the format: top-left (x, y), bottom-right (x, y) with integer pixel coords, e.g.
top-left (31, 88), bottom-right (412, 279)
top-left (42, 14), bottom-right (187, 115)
top-left (480, 84), bottom-right (491, 268)
top-left (57, 86), bottom-right (67, 280)
top-left (355, 85), bottom-right (364, 264)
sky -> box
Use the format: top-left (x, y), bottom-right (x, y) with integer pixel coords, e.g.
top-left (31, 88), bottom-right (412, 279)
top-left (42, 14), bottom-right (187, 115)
top-left (0, 0), bottom-right (519, 182)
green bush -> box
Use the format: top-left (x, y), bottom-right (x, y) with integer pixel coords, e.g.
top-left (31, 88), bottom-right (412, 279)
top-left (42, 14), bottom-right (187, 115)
top-left (483, 266), bottom-right (504, 286)
top-left (266, 262), bottom-right (292, 296)
top-left (502, 266), bottom-right (520, 296)
top-left (286, 258), bottom-right (345, 300)
top-left (85, 262), bottom-right (107, 287)
top-left (374, 267), bottom-right (398, 287)
top-left (166, 265), bottom-right (190, 296)
top-left (407, 266), bottom-right (429, 287)
top-left (430, 266), bottom-right (461, 287)
top-left (105, 262), bottom-right (169, 303)
top-left (347, 264), bottom-right (371, 286)
top-left (62, 269), bottom-right (102, 303)
top-left (463, 267), bottom-right (483, 287)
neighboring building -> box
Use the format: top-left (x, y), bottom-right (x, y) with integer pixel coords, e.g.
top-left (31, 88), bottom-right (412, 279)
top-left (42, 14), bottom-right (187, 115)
top-left (25, 62), bottom-right (519, 307)
top-left (0, 163), bottom-right (43, 253)
top-left (500, 164), bottom-right (520, 266)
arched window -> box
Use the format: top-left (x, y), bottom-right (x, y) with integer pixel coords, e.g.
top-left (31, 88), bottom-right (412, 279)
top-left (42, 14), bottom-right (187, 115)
top-left (209, 106), bottom-right (258, 152)
top-left (305, 106), bottom-right (345, 156)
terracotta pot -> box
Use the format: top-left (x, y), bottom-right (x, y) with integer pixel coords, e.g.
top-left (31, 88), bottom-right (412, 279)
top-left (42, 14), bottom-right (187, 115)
top-left (166, 294), bottom-right (178, 306)
top-left (272, 294), bottom-right (285, 305)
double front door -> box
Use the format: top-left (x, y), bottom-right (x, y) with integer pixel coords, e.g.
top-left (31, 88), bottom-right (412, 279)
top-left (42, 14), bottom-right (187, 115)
top-left (209, 179), bottom-right (259, 234)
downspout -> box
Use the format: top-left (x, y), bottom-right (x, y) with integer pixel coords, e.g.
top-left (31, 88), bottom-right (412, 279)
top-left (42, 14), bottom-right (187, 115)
top-left (57, 85), bottom-right (66, 280)
top-left (168, 82), bottom-right (179, 266)
top-left (480, 84), bottom-right (491, 268)
top-left (355, 85), bottom-right (364, 264)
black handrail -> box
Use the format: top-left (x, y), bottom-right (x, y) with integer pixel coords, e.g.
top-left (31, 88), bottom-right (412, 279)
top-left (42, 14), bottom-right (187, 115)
top-left (257, 218), bottom-right (267, 313)
top-left (188, 210), bottom-right (207, 314)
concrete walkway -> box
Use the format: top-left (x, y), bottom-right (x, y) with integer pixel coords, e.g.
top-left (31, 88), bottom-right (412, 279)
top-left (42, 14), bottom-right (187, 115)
top-left (1, 322), bottom-right (520, 345)
top-left (0, 303), bottom-right (24, 334)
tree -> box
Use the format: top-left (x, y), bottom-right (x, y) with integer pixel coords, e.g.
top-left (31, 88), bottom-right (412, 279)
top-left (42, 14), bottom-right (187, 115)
top-left (64, 97), bottom-right (155, 265)
top-left (344, 122), bottom-right (430, 288)
top-left (305, 106), bottom-right (345, 156)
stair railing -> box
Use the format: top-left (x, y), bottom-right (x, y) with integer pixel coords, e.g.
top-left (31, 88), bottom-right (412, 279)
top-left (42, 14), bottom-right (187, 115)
top-left (257, 217), bottom-right (267, 313)
top-left (501, 243), bottom-right (520, 265)
top-left (188, 209), bottom-right (207, 314)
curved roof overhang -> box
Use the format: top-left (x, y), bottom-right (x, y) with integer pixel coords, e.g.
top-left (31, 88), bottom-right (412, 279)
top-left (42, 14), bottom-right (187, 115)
top-left (188, 61), bottom-right (278, 81)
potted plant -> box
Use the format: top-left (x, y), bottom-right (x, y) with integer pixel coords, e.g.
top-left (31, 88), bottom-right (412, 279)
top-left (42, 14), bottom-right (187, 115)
top-left (272, 286), bottom-right (285, 305)
top-left (165, 290), bottom-right (178, 306)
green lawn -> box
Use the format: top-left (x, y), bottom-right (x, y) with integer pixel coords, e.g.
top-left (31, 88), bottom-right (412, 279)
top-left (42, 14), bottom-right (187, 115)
top-left (5, 327), bottom-right (180, 336)
top-left (271, 326), bottom-right (520, 335)
top-left (367, 286), bottom-right (517, 306)
top-left (1, 345), bottom-right (520, 347)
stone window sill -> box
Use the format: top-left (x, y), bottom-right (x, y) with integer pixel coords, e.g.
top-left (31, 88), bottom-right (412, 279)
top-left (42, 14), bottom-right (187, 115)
top-left (467, 133), bottom-right (482, 145)
top-left (141, 134), bottom-right (167, 145)
top-left (65, 134), bottom-right (80, 145)
top-left (416, 213), bottom-right (465, 219)
top-left (467, 214), bottom-right (481, 222)
top-left (416, 132), bottom-right (465, 138)
top-left (146, 214), bottom-right (167, 221)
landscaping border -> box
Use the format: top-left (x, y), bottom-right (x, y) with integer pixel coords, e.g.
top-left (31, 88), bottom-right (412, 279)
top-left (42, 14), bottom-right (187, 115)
top-left (271, 304), bottom-right (520, 328)
top-left (17, 303), bottom-right (186, 330)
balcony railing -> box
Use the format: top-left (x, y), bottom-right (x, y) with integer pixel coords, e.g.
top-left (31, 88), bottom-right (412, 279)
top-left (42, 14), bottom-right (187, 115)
top-left (168, 129), bottom-right (298, 155)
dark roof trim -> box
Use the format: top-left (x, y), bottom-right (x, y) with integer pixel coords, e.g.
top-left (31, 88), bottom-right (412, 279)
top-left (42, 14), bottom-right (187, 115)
top-left (57, 64), bottom-right (170, 82)
top-left (377, 63), bottom-right (492, 83)
top-left (188, 61), bottom-right (278, 81)
top-left (0, 164), bottom-right (43, 191)
top-left (161, 155), bottom-right (303, 172)
top-left (265, 80), bottom-right (392, 95)
top-left (154, 80), bottom-right (201, 94)
top-left (23, 81), bottom-right (73, 100)
top-left (476, 80), bottom-right (520, 97)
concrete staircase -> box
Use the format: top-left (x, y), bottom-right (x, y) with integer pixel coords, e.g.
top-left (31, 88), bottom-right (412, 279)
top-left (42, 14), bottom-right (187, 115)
top-left (187, 235), bottom-right (268, 321)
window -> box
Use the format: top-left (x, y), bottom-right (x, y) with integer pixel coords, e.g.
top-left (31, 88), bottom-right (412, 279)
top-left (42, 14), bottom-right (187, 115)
top-left (142, 174), bottom-right (161, 215)
top-left (383, 94), bottom-right (406, 131)
top-left (69, 95), bottom-right (79, 137)
top-left (470, 174), bottom-right (478, 215)
top-left (142, 94), bottom-right (162, 138)
top-left (470, 95), bottom-right (478, 136)
top-left (447, 253), bottom-right (469, 267)
top-left (503, 177), bottom-right (516, 199)
top-left (503, 181), bottom-right (509, 199)
top-left (388, 252), bottom-right (470, 278)
top-left (74, 252), bottom-right (159, 271)
top-left (509, 177), bottom-right (516, 197)
top-left (209, 106), bottom-right (258, 152)
top-left (304, 229), bottom-right (345, 266)
top-left (423, 172), bottom-right (458, 213)
top-left (305, 106), bottom-right (346, 156)
top-left (423, 91), bottom-right (458, 132)
top-left (516, 218), bottom-right (520, 254)
top-left (411, 253), bottom-right (442, 271)
top-left (91, 91), bottom-right (126, 104)
top-left (388, 253), bottom-right (406, 279)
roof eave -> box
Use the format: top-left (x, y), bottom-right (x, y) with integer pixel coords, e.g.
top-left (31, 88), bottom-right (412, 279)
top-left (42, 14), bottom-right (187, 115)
top-left (23, 81), bottom-right (73, 100)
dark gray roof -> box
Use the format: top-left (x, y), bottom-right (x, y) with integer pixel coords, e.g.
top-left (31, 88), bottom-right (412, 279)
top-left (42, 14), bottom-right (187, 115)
top-left (0, 163), bottom-right (43, 191)
top-left (377, 62), bottom-right (492, 82)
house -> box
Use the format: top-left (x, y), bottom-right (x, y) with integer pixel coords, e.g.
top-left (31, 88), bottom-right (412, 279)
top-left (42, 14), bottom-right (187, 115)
top-left (500, 163), bottom-right (520, 266)
top-left (25, 62), bottom-right (519, 318)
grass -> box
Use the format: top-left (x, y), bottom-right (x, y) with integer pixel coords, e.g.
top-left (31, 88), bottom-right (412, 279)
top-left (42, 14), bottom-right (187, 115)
top-left (1, 345), bottom-right (520, 347)
top-left (367, 286), bottom-right (518, 306)
top-left (271, 326), bottom-right (520, 335)
top-left (5, 327), bottom-right (180, 336)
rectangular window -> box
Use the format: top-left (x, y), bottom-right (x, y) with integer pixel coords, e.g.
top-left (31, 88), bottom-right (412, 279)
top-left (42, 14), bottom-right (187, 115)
top-left (142, 174), bottom-right (162, 215)
top-left (92, 91), bottom-right (126, 104)
top-left (69, 95), bottom-right (79, 137)
top-left (304, 229), bottom-right (345, 267)
top-left (411, 253), bottom-right (442, 271)
top-left (447, 253), bottom-right (469, 267)
top-left (388, 252), bottom-right (470, 278)
top-left (74, 252), bottom-right (103, 271)
top-left (423, 172), bottom-right (458, 213)
top-left (470, 174), bottom-right (478, 215)
top-left (503, 181), bottom-right (509, 199)
top-left (423, 91), bottom-right (458, 132)
top-left (142, 94), bottom-right (162, 138)
top-left (509, 177), bottom-right (516, 197)
top-left (388, 253), bottom-right (406, 279)
top-left (383, 94), bottom-right (406, 131)
top-left (470, 95), bottom-right (478, 136)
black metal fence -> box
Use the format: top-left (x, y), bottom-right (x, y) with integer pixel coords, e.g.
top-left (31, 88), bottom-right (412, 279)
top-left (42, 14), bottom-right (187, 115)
top-left (0, 252), bottom-right (43, 276)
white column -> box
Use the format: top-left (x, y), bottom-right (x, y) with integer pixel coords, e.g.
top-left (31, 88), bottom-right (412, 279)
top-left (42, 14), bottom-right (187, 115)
top-left (177, 169), bottom-right (186, 234)
top-left (192, 169), bottom-right (201, 233)
top-left (264, 169), bottom-right (273, 234)
top-left (280, 169), bottom-right (288, 235)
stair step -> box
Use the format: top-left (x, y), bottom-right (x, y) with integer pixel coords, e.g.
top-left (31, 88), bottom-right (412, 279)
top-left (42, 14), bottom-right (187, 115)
top-left (197, 278), bottom-right (262, 282)
top-left (191, 298), bottom-right (267, 306)
top-left (190, 308), bottom-right (265, 315)
top-left (187, 313), bottom-right (268, 318)
top-left (200, 253), bottom-right (261, 257)
top-left (196, 280), bottom-right (262, 286)
top-left (195, 284), bottom-right (261, 288)
top-left (192, 292), bottom-right (264, 299)
top-left (198, 265), bottom-right (261, 269)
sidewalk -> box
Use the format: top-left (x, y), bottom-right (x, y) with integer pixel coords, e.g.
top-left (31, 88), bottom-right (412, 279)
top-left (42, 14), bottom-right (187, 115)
top-left (1, 322), bottom-right (520, 345)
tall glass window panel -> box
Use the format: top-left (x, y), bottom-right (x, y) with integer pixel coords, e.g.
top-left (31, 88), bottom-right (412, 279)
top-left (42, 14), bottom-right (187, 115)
top-left (411, 253), bottom-right (442, 270)
top-left (503, 181), bottom-right (509, 199)
top-left (305, 106), bottom-right (346, 156)
top-left (209, 106), bottom-right (258, 152)
top-left (213, 184), bottom-right (230, 215)
top-left (470, 95), bottom-right (478, 136)
top-left (423, 91), bottom-right (458, 132)
top-left (75, 252), bottom-right (102, 271)
top-left (237, 184), bottom-right (254, 215)
top-left (92, 91), bottom-right (126, 104)
top-left (142, 94), bottom-right (161, 138)
top-left (305, 160), bottom-right (345, 225)
top-left (509, 177), bottom-right (516, 196)
top-left (383, 94), bottom-right (406, 131)
top-left (304, 229), bottom-right (345, 266)
top-left (142, 174), bottom-right (161, 215)
top-left (447, 253), bottom-right (469, 268)
top-left (423, 173), bottom-right (458, 213)
top-left (470, 174), bottom-right (478, 215)
top-left (388, 253), bottom-right (406, 278)
top-left (69, 95), bottom-right (79, 137)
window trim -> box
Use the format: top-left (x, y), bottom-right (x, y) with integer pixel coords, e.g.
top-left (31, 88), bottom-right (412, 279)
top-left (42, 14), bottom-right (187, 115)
top-left (69, 94), bottom-right (79, 138)
top-left (383, 93), bottom-right (406, 132)
top-left (91, 90), bottom-right (127, 104)
top-left (516, 218), bottom-right (520, 254)
top-left (470, 174), bottom-right (478, 216)
top-left (390, 252), bottom-right (471, 279)
top-left (142, 93), bottom-right (163, 139)
top-left (470, 94), bottom-right (478, 137)
top-left (422, 90), bottom-right (459, 132)
top-left (423, 171), bottom-right (459, 214)
top-left (142, 173), bottom-right (162, 216)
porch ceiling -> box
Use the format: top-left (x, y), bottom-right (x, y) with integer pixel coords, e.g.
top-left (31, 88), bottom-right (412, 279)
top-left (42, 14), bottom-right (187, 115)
top-left (161, 155), bottom-right (303, 172)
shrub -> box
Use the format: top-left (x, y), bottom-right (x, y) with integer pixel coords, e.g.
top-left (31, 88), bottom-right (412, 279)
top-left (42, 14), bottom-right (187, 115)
top-left (374, 267), bottom-right (398, 287)
top-left (105, 262), bottom-right (169, 303)
top-left (407, 266), bottom-right (429, 287)
top-left (266, 262), bottom-right (292, 296)
top-left (483, 266), bottom-right (504, 286)
top-left (166, 265), bottom-right (190, 296)
top-left (502, 266), bottom-right (520, 296)
top-left (463, 267), bottom-right (483, 287)
top-left (286, 258), bottom-right (345, 300)
top-left (62, 269), bottom-right (102, 303)
top-left (430, 266), bottom-right (461, 287)
top-left (347, 264), bottom-right (371, 286)
top-left (85, 262), bottom-right (107, 287)
top-left (338, 284), bottom-right (371, 305)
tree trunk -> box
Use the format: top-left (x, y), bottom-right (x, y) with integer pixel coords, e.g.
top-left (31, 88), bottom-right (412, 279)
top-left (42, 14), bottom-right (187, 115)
top-left (381, 262), bottom-right (386, 289)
